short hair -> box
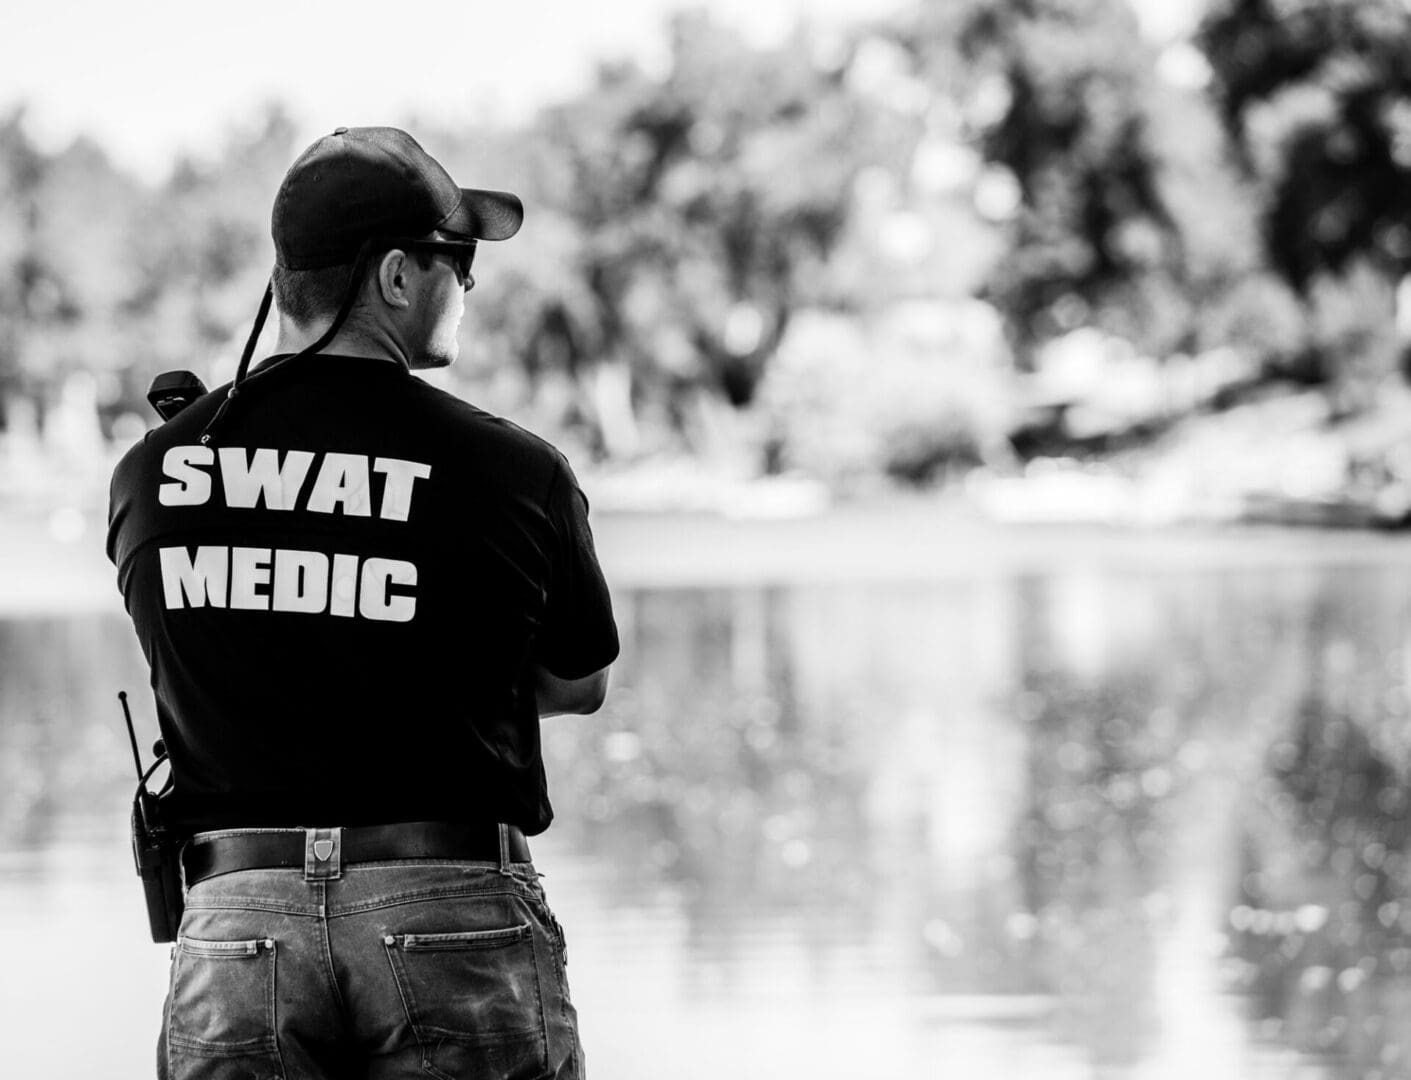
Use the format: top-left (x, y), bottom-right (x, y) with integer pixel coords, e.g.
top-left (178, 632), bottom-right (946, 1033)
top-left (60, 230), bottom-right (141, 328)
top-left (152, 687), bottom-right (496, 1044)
top-left (272, 245), bottom-right (437, 326)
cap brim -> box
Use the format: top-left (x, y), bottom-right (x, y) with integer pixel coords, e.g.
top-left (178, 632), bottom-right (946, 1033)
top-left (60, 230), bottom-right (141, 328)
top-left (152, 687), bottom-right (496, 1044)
top-left (443, 188), bottom-right (523, 241)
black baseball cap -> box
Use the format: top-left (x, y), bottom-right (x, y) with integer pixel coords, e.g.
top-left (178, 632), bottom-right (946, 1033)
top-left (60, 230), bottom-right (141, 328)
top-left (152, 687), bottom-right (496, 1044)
top-left (272, 126), bottom-right (523, 270)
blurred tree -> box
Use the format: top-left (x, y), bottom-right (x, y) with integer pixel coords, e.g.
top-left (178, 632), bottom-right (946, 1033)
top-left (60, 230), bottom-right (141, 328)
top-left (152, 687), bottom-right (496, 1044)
top-left (876, 0), bottom-right (1266, 371)
top-left (1198, 0), bottom-right (1411, 401)
top-left (0, 109), bottom-right (57, 426)
top-left (1200, 0), bottom-right (1411, 289)
top-left (882, 0), bottom-right (1184, 361)
top-left (4, 1), bottom-right (1349, 485)
top-left (485, 13), bottom-right (894, 459)
top-left (122, 106), bottom-right (295, 398)
top-left (35, 137), bottom-right (150, 427)
top-left (0, 110), bottom-right (150, 432)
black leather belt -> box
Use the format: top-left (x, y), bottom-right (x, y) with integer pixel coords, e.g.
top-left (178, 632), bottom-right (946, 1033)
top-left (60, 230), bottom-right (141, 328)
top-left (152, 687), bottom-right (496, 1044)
top-left (182, 821), bottom-right (531, 886)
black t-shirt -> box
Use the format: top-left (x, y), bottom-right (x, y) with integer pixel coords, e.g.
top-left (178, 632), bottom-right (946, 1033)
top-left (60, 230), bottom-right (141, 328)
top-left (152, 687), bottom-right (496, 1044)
top-left (107, 354), bottom-right (618, 836)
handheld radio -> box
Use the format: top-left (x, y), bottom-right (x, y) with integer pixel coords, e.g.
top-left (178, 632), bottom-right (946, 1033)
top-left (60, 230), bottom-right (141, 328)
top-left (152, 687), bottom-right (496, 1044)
top-left (146, 370), bottom-right (207, 422)
top-left (119, 691), bottom-right (184, 942)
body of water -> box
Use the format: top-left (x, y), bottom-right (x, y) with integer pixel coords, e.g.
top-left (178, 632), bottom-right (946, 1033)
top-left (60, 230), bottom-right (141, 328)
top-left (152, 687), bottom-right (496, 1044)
top-left (4, 521), bottom-right (1411, 1077)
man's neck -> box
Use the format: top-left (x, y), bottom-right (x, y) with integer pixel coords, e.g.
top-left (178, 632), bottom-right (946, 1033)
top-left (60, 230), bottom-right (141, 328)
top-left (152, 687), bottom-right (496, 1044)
top-left (273, 315), bottom-right (411, 367)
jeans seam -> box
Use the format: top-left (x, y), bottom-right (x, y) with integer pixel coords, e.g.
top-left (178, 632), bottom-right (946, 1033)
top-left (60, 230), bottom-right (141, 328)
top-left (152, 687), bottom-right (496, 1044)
top-left (545, 902), bottom-right (577, 1075)
top-left (163, 950), bottom-right (176, 1080)
top-left (168, 939), bottom-right (191, 1064)
top-left (516, 894), bottom-right (572, 1075)
top-left (316, 884), bottom-right (350, 1021)
top-left (268, 939), bottom-right (288, 1078)
top-left (382, 936), bottom-right (433, 1075)
top-left (328, 884), bottom-right (531, 917)
top-left (531, 925), bottom-right (550, 1072)
top-left (185, 896), bottom-right (317, 916)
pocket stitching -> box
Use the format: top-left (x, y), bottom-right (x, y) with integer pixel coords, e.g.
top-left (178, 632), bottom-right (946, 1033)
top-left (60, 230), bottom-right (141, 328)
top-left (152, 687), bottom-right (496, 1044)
top-left (179, 936), bottom-right (264, 957)
top-left (401, 924), bottom-right (533, 950)
top-left (166, 936), bottom-right (282, 1061)
top-left (383, 924), bottom-right (549, 1057)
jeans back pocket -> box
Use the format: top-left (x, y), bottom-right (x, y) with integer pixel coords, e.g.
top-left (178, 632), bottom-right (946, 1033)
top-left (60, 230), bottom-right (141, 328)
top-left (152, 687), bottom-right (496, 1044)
top-left (384, 923), bottom-right (548, 1080)
top-left (166, 936), bottom-right (283, 1079)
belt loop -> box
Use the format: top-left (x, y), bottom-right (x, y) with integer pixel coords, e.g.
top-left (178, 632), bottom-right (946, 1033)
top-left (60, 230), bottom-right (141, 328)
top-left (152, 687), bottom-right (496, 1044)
top-left (497, 822), bottom-right (511, 875)
top-left (304, 827), bottom-right (342, 881)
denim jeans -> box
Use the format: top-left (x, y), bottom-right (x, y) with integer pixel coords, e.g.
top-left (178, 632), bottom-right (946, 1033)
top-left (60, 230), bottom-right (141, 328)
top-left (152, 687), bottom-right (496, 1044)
top-left (159, 828), bottom-right (582, 1080)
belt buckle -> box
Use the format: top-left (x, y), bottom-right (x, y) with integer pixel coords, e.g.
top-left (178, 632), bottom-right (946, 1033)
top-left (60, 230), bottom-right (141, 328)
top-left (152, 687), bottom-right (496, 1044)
top-left (304, 827), bottom-right (342, 880)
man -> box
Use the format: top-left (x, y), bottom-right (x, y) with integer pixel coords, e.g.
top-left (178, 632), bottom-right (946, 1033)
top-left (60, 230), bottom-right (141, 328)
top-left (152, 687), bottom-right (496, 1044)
top-left (107, 126), bottom-right (617, 1079)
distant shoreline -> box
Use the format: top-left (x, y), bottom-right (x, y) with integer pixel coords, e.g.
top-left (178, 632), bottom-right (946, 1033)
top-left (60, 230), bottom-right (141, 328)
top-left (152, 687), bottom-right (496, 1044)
top-left (8, 496), bottom-right (1411, 618)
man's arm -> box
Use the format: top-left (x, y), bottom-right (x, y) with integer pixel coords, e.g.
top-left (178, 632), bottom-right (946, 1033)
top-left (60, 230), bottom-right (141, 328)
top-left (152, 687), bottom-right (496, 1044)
top-left (534, 454), bottom-right (618, 717)
top-left (533, 663), bottom-right (610, 717)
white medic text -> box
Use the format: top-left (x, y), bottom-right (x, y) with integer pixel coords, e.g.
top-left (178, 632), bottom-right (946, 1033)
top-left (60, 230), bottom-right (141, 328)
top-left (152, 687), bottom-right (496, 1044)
top-left (157, 445), bottom-right (432, 622)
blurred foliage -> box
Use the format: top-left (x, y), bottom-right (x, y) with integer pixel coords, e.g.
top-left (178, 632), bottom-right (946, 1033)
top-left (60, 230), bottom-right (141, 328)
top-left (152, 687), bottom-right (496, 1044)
top-left (898, 0), bottom-right (1200, 360)
top-left (3, 0), bottom-right (1410, 485)
top-left (1199, 0), bottom-right (1411, 400)
top-left (1200, 0), bottom-right (1411, 289)
top-left (435, 14), bottom-right (908, 462)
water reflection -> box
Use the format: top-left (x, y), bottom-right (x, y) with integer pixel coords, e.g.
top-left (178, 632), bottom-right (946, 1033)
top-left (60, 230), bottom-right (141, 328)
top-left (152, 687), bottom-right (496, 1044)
top-left (0, 616), bottom-right (145, 852)
top-left (7, 562), bottom-right (1411, 1077)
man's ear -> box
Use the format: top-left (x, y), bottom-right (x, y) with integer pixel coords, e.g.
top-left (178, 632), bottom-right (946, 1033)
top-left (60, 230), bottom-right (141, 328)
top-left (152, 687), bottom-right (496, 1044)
top-left (374, 249), bottom-right (413, 310)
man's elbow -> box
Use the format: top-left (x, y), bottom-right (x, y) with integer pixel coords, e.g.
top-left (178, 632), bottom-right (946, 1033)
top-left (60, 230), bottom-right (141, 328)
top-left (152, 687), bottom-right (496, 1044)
top-left (536, 664), bottom-right (611, 716)
top-left (572, 668), bottom-right (610, 714)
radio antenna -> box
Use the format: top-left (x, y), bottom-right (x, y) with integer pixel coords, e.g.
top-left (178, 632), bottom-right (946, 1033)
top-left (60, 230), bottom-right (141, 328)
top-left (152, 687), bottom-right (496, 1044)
top-left (118, 691), bottom-right (145, 782)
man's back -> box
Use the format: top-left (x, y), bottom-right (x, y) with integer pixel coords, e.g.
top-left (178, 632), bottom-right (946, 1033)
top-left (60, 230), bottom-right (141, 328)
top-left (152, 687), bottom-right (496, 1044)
top-left (110, 126), bottom-right (609, 1080)
top-left (108, 352), bottom-right (618, 835)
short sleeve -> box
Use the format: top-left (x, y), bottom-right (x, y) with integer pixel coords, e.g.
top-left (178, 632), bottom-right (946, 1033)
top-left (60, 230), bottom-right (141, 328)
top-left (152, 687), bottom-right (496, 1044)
top-left (536, 454), bottom-right (619, 679)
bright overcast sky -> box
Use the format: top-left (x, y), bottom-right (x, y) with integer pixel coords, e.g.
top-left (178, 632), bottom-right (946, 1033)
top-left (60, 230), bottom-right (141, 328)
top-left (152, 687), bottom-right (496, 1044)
top-left (0, 0), bottom-right (897, 179)
top-left (1, 0), bottom-right (1201, 181)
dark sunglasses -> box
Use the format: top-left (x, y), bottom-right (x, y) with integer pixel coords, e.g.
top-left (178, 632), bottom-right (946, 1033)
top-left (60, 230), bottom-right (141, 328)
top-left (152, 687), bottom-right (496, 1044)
top-left (386, 237), bottom-right (478, 290)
